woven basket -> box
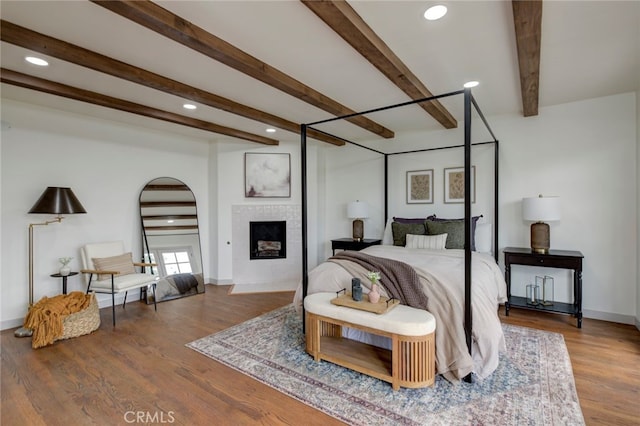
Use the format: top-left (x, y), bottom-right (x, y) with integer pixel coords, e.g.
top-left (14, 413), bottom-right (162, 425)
top-left (57, 292), bottom-right (100, 341)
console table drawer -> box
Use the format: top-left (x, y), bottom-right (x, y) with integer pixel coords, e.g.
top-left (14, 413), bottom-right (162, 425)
top-left (331, 238), bottom-right (381, 255)
top-left (507, 254), bottom-right (581, 269)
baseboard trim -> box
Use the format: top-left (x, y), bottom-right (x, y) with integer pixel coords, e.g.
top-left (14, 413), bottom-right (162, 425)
top-left (209, 278), bottom-right (233, 285)
top-left (1, 318), bottom-right (24, 330)
top-left (583, 309), bottom-right (636, 326)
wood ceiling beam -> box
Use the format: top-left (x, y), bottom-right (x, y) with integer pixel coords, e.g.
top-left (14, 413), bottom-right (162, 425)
top-left (0, 69), bottom-right (279, 145)
top-left (512, 0), bottom-right (542, 117)
top-left (91, 0), bottom-right (394, 139)
top-left (0, 20), bottom-right (344, 146)
top-left (301, 0), bottom-right (457, 130)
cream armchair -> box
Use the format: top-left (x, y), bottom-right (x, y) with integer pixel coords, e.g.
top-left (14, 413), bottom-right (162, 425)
top-left (80, 241), bottom-right (159, 326)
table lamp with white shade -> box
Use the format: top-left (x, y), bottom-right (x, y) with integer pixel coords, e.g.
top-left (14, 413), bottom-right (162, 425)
top-left (347, 200), bottom-right (369, 242)
top-left (522, 195), bottom-right (561, 254)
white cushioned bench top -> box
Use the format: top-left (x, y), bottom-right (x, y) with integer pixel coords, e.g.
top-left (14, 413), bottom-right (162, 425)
top-left (90, 273), bottom-right (159, 292)
top-left (304, 292), bottom-right (436, 336)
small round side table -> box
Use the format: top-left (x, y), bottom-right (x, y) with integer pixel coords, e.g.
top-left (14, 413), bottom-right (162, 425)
top-left (50, 271), bottom-right (79, 295)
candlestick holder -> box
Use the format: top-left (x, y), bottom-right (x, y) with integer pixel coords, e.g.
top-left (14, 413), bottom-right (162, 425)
top-left (526, 283), bottom-right (540, 306)
top-left (541, 275), bottom-right (554, 306)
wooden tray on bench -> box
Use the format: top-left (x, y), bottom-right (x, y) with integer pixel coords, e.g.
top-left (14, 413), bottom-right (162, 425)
top-left (331, 292), bottom-right (400, 314)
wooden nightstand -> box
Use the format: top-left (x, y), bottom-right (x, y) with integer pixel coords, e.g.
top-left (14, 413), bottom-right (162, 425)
top-left (503, 247), bottom-right (584, 328)
top-left (331, 238), bottom-right (382, 255)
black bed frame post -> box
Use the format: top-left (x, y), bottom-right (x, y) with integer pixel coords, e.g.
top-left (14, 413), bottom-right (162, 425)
top-left (384, 154), bottom-right (389, 223)
top-left (301, 124), bottom-right (308, 333)
top-left (494, 141), bottom-right (499, 262)
top-left (463, 88), bottom-right (473, 382)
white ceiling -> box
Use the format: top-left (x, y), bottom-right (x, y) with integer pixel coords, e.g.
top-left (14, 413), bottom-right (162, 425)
top-left (1, 0), bottom-right (639, 144)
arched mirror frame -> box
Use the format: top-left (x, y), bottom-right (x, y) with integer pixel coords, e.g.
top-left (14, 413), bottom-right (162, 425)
top-left (139, 177), bottom-right (205, 303)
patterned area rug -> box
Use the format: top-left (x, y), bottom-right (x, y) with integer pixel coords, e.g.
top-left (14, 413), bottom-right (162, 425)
top-left (187, 304), bottom-right (584, 426)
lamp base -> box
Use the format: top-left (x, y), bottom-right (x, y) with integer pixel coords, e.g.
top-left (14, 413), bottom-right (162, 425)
top-left (352, 219), bottom-right (364, 242)
top-left (530, 222), bottom-right (550, 254)
top-left (14, 326), bottom-right (33, 338)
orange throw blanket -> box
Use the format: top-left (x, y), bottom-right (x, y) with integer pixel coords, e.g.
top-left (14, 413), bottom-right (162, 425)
top-left (24, 291), bottom-right (92, 349)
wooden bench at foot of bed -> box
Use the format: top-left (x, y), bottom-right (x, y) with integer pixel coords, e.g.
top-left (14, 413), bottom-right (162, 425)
top-left (304, 292), bottom-right (436, 390)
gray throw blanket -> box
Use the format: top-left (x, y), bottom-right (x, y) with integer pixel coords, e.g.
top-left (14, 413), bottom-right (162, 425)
top-left (329, 251), bottom-right (429, 311)
top-left (171, 273), bottom-right (199, 294)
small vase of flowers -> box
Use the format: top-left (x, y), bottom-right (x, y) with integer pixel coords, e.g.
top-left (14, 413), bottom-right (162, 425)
top-left (366, 271), bottom-right (381, 304)
top-left (58, 257), bottom-right (73, 276)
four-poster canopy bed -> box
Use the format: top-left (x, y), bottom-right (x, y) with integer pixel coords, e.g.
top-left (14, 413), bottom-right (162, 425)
top-left (297, 89), bottom-right (505, 381)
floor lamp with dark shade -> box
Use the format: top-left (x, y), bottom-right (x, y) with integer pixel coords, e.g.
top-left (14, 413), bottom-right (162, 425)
top-left (14, 187), bottom-right (87, 338)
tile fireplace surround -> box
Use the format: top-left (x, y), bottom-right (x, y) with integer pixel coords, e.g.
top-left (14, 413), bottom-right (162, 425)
top-left (231, 204), bottom-right (302, 286)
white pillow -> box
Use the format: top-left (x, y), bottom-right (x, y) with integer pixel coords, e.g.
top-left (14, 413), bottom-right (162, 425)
top-left (382, 218), bottom-right (394, 245)
top-left (474, 223), bottom-right (492, 253)
top-left (405, 233), bottom-right (447, 250)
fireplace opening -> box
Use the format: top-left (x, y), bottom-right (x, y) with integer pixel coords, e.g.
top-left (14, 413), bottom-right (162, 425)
top-left (250, 221), bottom-right (286, 260)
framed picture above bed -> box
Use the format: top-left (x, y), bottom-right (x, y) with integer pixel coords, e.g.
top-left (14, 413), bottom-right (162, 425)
top-left (245, 152), bottom-right (291, 198)
top-left (406, 169), bottom-right (434, 204)
top-left (444, 166), bottom-right (475, 203)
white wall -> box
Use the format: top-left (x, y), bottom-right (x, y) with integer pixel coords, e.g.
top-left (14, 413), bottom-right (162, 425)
top-left (208, 141), bottom-right (220, 282)
top-left (0, 100), bottom-right (212, 329)
top-left (210, 137), bottom-right (324, 282)
top-left (637, 90), bottom-right (640, 329)
top-left (317, 92), bottom-right (638, 324)
top-left (497, 93), bottom-right (636, 323)
top-left (323, 143), bottom-right (385, 254)
top-left (212, 138), bottom-right (308, 282)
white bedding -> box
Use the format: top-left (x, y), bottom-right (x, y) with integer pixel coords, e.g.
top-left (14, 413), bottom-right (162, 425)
top-left (294, 245), bottom-right (507, 381)
top-left (154, 272), bottom-right (203, 301)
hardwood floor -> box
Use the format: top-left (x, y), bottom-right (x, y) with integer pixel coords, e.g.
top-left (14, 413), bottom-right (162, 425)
top-left (2, 285), bottom-right (639, 425)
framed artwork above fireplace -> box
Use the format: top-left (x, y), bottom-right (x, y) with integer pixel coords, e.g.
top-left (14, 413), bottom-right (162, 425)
top-left (245, 153), bottom-right (291, 198)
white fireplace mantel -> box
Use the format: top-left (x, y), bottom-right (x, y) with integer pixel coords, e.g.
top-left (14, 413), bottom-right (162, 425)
top-left (231, 204), bottom-right (302, 286)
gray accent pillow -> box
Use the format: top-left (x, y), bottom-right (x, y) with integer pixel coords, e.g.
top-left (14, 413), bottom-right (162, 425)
top-left (425, 220), bottom-right (468, 250)
top-left (391, 222), bottom-right (426, 246)
top-left (428, 215), bottom-right (481, 250)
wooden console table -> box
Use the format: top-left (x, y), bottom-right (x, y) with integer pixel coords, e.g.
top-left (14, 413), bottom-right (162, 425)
top-left (503, 247), bottom-right (584, 328)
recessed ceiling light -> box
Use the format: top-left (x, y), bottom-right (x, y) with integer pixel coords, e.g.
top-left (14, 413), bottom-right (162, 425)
top-left (266, 128), bottom-right (276, 133)
top-left (167, 220), bottom-right (174, 223)
top-left (183, 103), bottom-right (197, 110)
top-left (25, 56), bottom-right (48, 66)
top-left (463, 81), bottom-right (479, 88)
top-left (424, 5), bottom-right (447, 21)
